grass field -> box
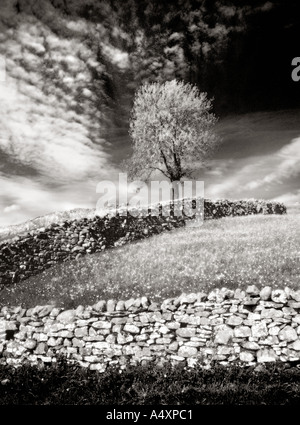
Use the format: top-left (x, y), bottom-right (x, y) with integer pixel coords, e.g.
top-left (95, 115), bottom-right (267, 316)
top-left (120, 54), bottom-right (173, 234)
top-left (1, 212), bottom-right (299, 309)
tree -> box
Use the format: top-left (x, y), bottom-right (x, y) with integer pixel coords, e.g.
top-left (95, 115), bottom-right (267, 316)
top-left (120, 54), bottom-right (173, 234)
top-left (123, 79), bottom-right (220, 186)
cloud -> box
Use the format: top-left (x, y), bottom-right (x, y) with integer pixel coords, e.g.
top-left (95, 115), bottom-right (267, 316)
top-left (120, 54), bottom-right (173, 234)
top-left (3, 204), bottom-right (20, 213)
top-left (0, 172), bottom-right (104, 227)
top-left (0, 7), bottom-right (116, 185)
top-left (244, 137), bottom-right (300, 191)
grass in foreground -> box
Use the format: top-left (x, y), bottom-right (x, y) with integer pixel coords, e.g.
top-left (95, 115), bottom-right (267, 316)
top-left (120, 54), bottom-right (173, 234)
top-left (1, 213), bottom-right (299, 309)
top-left (1, 358), bottom-right (300, 405)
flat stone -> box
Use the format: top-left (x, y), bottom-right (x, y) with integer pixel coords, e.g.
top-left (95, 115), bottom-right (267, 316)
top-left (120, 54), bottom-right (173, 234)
top-left (72, 338), bottom-right (85, 348)
top-left (74, 327), bottom-right (88, 338)
top-left (47, 337), bottom-right (63, 347)
top-left (24, 339), bottom-right (37, 350)
top-left (92, 341), bottom-right (110, 350)
top-left (123, 324), bottom-right (140, 334)
top-left (180, 293), bottom-right (198, 304)
top-left (259, 335), bottom-right (279, 345)
top-left (92, 321), bottom-right (112, 329)
top-left (278, 326), bottom-right (298, 342)
top-left (242, 341), bottom-right (260, 350)
top-left (233, 326), bottom-right (251, 338)
top-left (289, 340), bottom-right (300, 351)
top-left (239, 351), bottom-right (255, 362)
top-left (257, 348), bottom-right (278, 363)
top-left (268, 326), bottom-right (280, 336)
top-left (261, 308), bottom-right (283, 319)
top-left (178, 345), bottom-right (198, 357)
top-left (226, 315), bottom-right (243, 326)
top-left (166, 321), bottom-right (180, 330)
top-left (176, 328), bottom-right (196, 338)
top-left (56, 310), bottom-right (76, 324)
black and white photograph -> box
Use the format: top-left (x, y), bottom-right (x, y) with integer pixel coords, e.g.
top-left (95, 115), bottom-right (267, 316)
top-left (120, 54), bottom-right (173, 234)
top-left (0, 0), bottom-right (300, 412)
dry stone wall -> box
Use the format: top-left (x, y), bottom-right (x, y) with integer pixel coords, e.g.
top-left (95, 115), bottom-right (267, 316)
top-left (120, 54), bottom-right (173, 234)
top-left (0, 199), bottom-right (286, 286)
top-left (1, 285), bottom-right (300, 371)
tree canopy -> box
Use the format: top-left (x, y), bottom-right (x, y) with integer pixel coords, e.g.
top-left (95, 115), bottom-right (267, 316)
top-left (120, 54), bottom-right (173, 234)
top-left (124, 79), bottom-right (220, 183)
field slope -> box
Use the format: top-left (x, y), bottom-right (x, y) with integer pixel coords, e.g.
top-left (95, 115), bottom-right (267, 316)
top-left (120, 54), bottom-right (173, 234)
top-left (1, 212), bottom-right (299, 309)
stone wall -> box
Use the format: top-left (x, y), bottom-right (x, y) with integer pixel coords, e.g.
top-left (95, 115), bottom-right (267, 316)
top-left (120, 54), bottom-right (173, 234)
top-left (0, 198), bottom-right (286, 286)
top-left (1, 285), bottom-right (300, 371)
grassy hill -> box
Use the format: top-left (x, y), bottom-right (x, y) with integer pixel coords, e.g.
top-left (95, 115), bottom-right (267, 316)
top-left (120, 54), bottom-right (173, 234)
top-left (1, 211), bottom-right (299, 309)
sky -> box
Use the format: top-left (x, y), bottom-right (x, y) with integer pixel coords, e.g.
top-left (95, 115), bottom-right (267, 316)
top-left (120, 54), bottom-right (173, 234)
top-left (0, 0), bottom-right (299, 227)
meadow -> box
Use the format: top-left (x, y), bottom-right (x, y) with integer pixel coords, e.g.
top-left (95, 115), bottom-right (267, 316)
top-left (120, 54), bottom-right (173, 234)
top-left (1, 211), bottom-right (299, 309)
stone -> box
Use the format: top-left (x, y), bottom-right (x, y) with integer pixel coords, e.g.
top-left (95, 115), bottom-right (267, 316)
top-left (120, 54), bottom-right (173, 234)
top-left (220, 288), bottom-right (234, 299)
top-left (246, 285), bottom-right (260, 296)
top-left (92, 321), bottom-right (111, 329)
top-left (278, 326), bottom-right (298, 342)
top-left (289, 302), bottom-right (300, 310)
top-left (38, 305), bottom-right (54, 318)
top-left (217, 346), bottom-right (234, 356)
top-left (93, 300), bottom-right (106, 312)
top-left (180, 293), bottom-right (198, 304)
top-left (158, 325), bottom-right (170, 335)
top-left (268, 326), bottom-right (280, 336)
top-left (289, 340), bottom-right (300, 351)
top-left (47, 337), bottom-right (63, 347)
top-left (123, 324), bottom-right (140, 334)
top-left (260, 286), bottom-right (272, 301)
top-left (251, 322), bottom-right (268, 338)
top-left (75, 305), bottom-right (85, 316)
top-left (168, 341), bottom-right (179, 351)
top-left (106, 299), bottom-right (116, 313)
top-left (178, 345), bottom-right (198, 357)
top-left (176, 327), bottom-right (196, 338)
top-left (72, 338), bottom-right (85, 348)
top-left (291, 290), bottom-right (300, 302)
top-left (259, 335), bottom-right (279, 345)
top-left (271, 289), bottom-right (287, 304)
top-left (74, 327), bottom-right (88, 338)
top-left (24, 339), bottom-right (37, 350)
top-left (117, 334), bottom-right (134, 344)
top-left (226, 315), bottom-right (243, 326)
top-left (261, 308), bottom-right (283, 319)
top-left (239, 351), bottom-right (255, 362)
top-left (257, 348), bottom-right (278, 363)
top-left (293, 315), bottom-right (300, 325)
top-left (115, 301), bottom-right (125, 311)
top-left (35, 342), bottom-right (48, 355)
top-left (233, 326), bottom-right (251, 338)
top-left (234, 288), bottom-right (246, 299)
top-left (141, 296), bottom-right (150, 308)
top-left (242, 341), bottom-right (260, 350)
top-left (214, 325), bottom-right (234, 345)
top-left (243, 298), bottom-right (259, 306)
top-left (56, 310), bottom-right (76, 324)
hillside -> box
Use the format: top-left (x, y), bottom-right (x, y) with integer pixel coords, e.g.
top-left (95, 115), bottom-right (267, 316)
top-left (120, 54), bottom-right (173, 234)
top-left (1, 210), bottom-right (298, 309)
